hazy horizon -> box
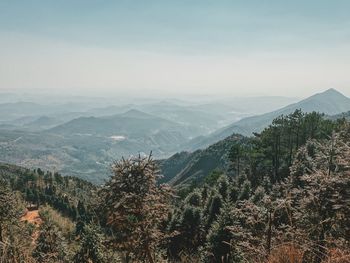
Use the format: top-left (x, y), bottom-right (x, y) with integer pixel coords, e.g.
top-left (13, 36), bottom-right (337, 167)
top-left (1, 1), bottom-right (350, 98)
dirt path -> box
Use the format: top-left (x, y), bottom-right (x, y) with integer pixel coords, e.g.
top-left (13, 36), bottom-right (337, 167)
top-left (20, 209), bottom-right (42, 243)
top-left (21, 209), bottom-right (42, 225)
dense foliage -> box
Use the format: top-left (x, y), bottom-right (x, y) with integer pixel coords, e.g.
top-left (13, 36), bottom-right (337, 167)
top-left (0, 164), bottom-right (97, 221)
top-left (163, 111), bottom-right (349, 262)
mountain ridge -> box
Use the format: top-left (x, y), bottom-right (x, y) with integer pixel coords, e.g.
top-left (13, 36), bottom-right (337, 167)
top-left (186, 88), bottom-right (350, 150)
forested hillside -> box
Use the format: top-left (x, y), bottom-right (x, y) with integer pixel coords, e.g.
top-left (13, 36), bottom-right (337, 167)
top-left (0, 111), bottom-right (349, 262)
top-left (161, 110), bottom-right (340, 186)
top-left (0, 163), bottom-right (97, 220)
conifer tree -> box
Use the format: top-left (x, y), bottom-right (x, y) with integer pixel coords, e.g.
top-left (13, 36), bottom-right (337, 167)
top-left (217, 175), bottom-right (229, 200)
top-left (184, 189), bottom-right (202, 207)
top-left (73, 224), bottom-right (105, 263)
top-left (0, 182), bottom-right (29, 262)
top-left (172, 205), bottom-right (203, 256)
top-left (100, 154), bottom-right (172, 263)
top-left (0, 181), bottom-right (19, 243)
top-left (205, 194), bottom-right (223, 229)
top-left (32, 220), bottom-right (66, 263)
top-left (205, 202), bottom-right (239, 263)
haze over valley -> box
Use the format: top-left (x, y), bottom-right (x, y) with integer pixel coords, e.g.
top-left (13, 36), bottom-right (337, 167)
top-left (0, 88), bottom-right (348, 182)
top-left (0, 92), bottom-right (300, 181)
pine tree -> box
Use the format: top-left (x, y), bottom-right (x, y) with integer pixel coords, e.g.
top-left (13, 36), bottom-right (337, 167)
top-left (238, 179), bottom-right (251, 200)
top-left (0, 181), bottom-right (20, 242)
top-left (0, 182), bottom-right (30, 262)
top-left (217, 175), bottom-right (229, 200)
top-left (32, 220), bottom-right (66, 263)
top-left (99, 154), bottom-right (172, 263)
top-left (182, 206), bottom-right (203, 244)
top-left (185, 189), bottom-right (202, 207)
top-left (73, 224), bottom-right (106, 263)
top-left (205, 194), bottom-right (223, 229)
top-left (205, 202), bottom-right (241, 263)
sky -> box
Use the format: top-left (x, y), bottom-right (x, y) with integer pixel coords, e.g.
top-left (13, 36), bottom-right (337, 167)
top-left (0, 0), bottom-right (350, 98)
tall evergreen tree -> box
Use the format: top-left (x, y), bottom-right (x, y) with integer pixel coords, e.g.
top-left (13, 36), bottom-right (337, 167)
top-left (33, 220), bottom-right (66, 263)
top-left (205, 202), bottom-right (240, 263)
top-left (100, 155), bottom-right (172, 263)
top-left (0, 181), bottom-right (20, 243)
top-left (74, 224), bottom-right (106, 263)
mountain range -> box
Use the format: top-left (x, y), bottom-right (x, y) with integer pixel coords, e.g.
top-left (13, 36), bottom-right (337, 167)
top-left (186, 88), bottom-right (350, 150)
top-left (0, 109), bottom-right (197, 182)
top-left (159, 88), bottom-right (350, 185)
top-left (0, 89), bottom-right (348, 182)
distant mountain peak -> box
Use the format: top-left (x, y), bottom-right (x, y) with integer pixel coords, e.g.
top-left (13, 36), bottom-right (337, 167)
top-left (188, 88), bottom-right (350, 150)
top-left (324, 87), bottom-right (340, 93)
top-left (123, 109), bottom-right (144, 115)
top-left (121, 109), bottom-right (153, 118)
top-left (315, 88), bottom-right (346, 98)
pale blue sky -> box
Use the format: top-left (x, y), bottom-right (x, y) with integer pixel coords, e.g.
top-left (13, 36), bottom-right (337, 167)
top-left (0, 0), bottom-right (350, 97)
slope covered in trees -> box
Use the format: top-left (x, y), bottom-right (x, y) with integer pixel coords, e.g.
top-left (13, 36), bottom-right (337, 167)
top-left (0, 164), bottom-right (97, 221)
top-left (161, 110), bottom-right (340, 186)
top-left (159, 134), bottom-right (246, 185)
top-left (0, 110), bottom-right (349, 262)
top-left (162, 114), bottom-right (350, 262)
